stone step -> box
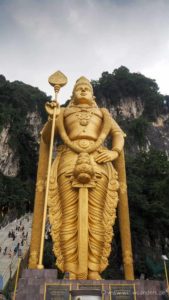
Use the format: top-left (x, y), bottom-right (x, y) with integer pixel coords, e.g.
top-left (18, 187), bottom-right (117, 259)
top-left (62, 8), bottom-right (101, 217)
top-left (0, 213), bottom-right (32, 289)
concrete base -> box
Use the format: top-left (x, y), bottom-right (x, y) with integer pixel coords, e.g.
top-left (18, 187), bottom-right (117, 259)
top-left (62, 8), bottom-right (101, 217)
top-left (15, 270), bottom-right (169, 300)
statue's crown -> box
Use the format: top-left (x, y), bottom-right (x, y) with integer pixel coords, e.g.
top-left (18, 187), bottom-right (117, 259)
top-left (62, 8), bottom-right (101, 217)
top-left (73, 76), bottom-right (93, 93)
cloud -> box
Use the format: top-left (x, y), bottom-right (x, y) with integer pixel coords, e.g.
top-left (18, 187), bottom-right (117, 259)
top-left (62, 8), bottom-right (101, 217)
top-left (0, 0), bottom-right (169, 103)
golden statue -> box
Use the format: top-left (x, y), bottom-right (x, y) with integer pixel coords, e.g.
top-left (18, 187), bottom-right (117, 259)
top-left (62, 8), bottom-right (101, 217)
top-left (29, 73), bottom-right (134, 280)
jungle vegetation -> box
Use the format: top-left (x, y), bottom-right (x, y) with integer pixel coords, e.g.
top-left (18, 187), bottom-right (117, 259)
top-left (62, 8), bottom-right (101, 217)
top-left (0, 69), bottom-right (169, 279)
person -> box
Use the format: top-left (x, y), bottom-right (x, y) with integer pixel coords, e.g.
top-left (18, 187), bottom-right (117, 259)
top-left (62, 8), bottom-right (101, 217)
top-left (8, 249), bottom-right (12, 258)
top-left (3, 247), bottom-right (7, 255)
top-left (0, 290), bottom-right (6, 300)
top-left (29, 76), bottom-right (134, 280)
top-left (14, 246), bottom-right (17, 255)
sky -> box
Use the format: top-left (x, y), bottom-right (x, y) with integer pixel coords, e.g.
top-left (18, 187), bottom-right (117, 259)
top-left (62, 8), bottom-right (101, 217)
top-left (0, 0), bottom-right (169, 104)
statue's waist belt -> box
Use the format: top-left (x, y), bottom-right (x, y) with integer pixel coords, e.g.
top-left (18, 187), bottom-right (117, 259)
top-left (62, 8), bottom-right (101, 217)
top-left (57, 139), bottom-right (99, 152)
top-left (73, 139), bottom-right (95, 150)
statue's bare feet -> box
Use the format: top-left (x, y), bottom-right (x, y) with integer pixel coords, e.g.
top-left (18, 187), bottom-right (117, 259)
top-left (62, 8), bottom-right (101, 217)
top-left (64, 272), bottom-right (77, 280)
top-left (69, 272), bottom-right (77, 280)
top-left (88, 271), bottom-right (102, 280)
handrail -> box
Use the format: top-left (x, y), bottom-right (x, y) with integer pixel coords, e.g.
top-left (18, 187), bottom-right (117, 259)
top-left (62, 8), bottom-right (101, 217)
top-left (1, 240), bottom-right (28, 279)
top-left (1, 241), bottom-right (30, 289)
top-left (13, 257), bottom-right (22, 300)
top-left (1, 247), bottom-right (30, 294)
top-left (1, 255), bottom-right (18, 277)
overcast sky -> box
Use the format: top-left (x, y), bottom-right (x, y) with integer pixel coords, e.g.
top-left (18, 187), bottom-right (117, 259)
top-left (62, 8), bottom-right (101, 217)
top-left (0, 0), bottom-right (169, 104)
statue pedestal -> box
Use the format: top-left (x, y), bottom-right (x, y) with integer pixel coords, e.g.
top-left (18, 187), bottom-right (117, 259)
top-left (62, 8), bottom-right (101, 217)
top-left (15, 269), bottom-right (58, 300)
top-left (15, 270), bottom-right (168, 300)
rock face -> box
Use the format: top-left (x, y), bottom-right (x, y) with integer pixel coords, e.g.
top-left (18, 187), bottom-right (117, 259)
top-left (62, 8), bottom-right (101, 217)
top-left (105, 98), bottom-right (169, 156)
top-left (0, 74), bottom-right (48, 178)
top-left (1, 95), bottom-right (169, 177)
top-left (147, 121), bottom-right (169, 157)
top-left (26, 111), bottom-right (42, 142)
top-left (0, 110), bottom-right (43, 177)
top-left (0, 125), bottom-right (19, 176)
top-left (1, 71), bottom-right (169, 279)
top-left (114, 97), bottom-right (144, 119)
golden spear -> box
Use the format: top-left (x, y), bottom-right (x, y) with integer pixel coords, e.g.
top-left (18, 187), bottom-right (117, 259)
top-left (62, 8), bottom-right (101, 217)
top-left (37, 71), bottom-right (67, 269)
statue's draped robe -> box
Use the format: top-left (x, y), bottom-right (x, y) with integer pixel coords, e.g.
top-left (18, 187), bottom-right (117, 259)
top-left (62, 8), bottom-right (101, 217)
top-left (47, 107), bottom-right (124, 278)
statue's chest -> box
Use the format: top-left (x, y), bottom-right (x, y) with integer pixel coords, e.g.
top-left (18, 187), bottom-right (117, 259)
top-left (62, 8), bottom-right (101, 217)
top-left (74, 110), bottom-right (94, 126)
top-left (64, 108), bottom-right (103, 140)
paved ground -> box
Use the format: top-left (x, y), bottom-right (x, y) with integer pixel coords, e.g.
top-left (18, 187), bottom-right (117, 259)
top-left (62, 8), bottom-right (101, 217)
top-left (0, 213), bottom-right (32, 289)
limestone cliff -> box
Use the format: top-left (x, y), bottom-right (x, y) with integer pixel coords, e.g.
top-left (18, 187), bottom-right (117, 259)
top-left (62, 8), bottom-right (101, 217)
top-left (1, 68), bottom-right (169, 279)
top-left (0, 111), bottom-right (43, 177)
top-left (0, 75), bottom-right (48, 178)
top-left (26, 111), bottom-right (43, 141)
top-left (0, 125), bottom-right (19, 177)
top-left (108, 97), bottom-right (169, 156)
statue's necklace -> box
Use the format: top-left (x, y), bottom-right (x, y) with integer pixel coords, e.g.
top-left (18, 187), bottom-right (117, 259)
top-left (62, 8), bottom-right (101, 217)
top-left (76, 108), bottom-right (94, 126)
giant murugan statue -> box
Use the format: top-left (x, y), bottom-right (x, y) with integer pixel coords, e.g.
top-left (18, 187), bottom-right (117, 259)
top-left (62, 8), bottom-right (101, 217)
top-left (29, 74), bottom-right (134, 280)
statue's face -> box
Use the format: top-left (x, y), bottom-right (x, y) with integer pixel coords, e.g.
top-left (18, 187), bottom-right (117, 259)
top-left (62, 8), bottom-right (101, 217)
top-left (73, 84), bottom-right (93, 105)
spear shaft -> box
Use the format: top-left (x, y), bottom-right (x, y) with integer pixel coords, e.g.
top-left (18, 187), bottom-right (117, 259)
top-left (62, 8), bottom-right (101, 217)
top-left (37, 94), bottom-right (58, 269)
top-left (37, 71), bottom-right (67, 269)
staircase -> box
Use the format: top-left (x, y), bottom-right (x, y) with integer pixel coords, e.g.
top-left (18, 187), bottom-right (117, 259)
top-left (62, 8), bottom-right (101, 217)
top-left (0, 213), bottom-right (32, 289)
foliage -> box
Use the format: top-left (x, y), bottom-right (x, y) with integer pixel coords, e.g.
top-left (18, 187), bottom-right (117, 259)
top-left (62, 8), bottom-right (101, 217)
top-left (0, 173), bottom-right (34, 216)
top-left (127, 149), bottom-right (169, 234)
top-left (126, 149), bottom-right (169, 277)
top-left (0, 75), bottom-right (48, 129)
top-left (0, 75), bottom-right (49, 142)
top-left (0, 71), bottom-right (169, 279)
top-left (44, 237), bottom-right (56, 269)
top-left (0, 75), bottom-right (49, 216)
top-left (92, 66), bottom-right (165, 121)
top-left (125, 117), bottom-right (149, 147)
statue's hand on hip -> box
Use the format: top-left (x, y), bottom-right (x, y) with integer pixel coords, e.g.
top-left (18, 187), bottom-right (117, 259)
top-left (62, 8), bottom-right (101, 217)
top-left (45, 101), bottom-right (60, 119)
top-left (95, 150), bottom-right (118, 163)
